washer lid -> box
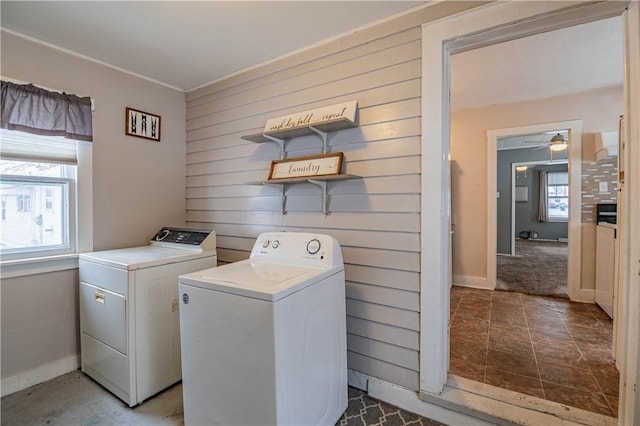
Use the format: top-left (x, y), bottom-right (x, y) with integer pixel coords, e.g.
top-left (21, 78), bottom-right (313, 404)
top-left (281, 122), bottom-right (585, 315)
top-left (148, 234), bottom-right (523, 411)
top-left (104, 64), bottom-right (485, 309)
top-left (179, 259), bottom-right (341, 301)
top-left (79, 246), bottom-right (217, 270)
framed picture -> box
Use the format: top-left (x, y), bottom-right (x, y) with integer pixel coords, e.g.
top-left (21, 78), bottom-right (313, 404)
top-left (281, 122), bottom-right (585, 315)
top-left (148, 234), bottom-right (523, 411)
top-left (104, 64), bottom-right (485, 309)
top-left (125, 107), bottom-right (161, 141)
top-left (268, 152), bottom-right (343, 180)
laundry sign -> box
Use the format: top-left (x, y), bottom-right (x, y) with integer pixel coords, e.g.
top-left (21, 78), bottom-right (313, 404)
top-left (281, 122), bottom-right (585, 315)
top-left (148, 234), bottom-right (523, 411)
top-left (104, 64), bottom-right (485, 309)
top-left (268, 153), bottom-right (343, 180)
top-left (263, 101), bottom-right (357, 134)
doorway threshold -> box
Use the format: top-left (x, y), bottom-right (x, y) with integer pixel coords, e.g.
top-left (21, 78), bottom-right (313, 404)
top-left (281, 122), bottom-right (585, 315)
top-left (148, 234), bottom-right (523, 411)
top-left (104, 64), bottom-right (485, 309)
top-left (420, 375), bottom-right (617, 426)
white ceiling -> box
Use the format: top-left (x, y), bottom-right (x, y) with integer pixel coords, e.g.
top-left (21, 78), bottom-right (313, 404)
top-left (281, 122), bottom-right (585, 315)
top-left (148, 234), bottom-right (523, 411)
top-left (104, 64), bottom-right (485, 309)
top-left (0, 1), bottom-right (424, 91)
top-left (0, 2), bottom-right (624, 107)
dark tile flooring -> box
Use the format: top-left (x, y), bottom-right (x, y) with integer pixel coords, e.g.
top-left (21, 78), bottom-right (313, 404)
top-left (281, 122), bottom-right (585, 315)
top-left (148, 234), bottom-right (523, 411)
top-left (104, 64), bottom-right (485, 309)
top-left (449, 286), bottom-right (619, 417)
top-left (338, 387), bottom-right (444, 426)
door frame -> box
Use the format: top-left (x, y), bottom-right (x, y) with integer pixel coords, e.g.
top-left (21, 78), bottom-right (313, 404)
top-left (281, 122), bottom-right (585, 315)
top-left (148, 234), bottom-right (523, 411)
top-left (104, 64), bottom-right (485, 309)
top-left (487, 120), bottom-right (582, 301)
top-left (420, 1), bottom-right (638, 423)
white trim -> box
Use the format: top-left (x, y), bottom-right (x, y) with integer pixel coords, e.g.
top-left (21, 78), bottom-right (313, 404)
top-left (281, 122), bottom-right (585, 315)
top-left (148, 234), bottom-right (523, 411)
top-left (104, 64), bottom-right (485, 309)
top-left (76, 140), bottom-right (93, 253)
top-left (575, 288), bottom-right (596, 304)
top-left (619, 3), bottom-right (640, 424)
top-left (487, 120), bottom-right (582, 300)
top-left (0, 254), bottom-right (78, 279)
top-left (1, 354), bottom-right (79, 397)
top-left (348, 369), bottom-right (612, 426)
top-left (452, 275), bottom-right (492, 290)
top-left (420, 0), bottom-right (631, 411)
top-left (420, 19), bottom-right (450, 395)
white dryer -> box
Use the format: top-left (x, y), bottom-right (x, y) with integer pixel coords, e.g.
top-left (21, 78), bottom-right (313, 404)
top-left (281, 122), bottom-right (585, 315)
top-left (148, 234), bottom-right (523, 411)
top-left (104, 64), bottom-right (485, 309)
top-left (179, 231), bottom-right (347, 426)
top-left (79, 227), bottom-right (217, 406)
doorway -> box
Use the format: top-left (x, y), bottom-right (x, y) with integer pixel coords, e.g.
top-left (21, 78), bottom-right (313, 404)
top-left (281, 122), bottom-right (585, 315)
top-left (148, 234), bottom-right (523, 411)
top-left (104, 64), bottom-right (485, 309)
top-left (498, 155), bottom-right (570, 298)
top-left (486, 120), bottom-right (583, 299)
top-left (419, 1), bottom-right (638, 424)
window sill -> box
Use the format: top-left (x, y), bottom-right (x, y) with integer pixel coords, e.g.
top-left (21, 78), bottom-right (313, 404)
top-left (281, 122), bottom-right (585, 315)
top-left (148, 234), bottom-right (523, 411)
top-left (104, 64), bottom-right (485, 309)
top-left (1, 254), bottom-right (79, 279)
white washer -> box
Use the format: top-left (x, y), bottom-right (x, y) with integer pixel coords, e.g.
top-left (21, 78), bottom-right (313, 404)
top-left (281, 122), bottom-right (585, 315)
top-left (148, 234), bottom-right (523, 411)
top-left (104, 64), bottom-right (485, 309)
top-left (79, 227), bottom-right (217, 407)
top-left (179, 232), bottom-right (347, 426)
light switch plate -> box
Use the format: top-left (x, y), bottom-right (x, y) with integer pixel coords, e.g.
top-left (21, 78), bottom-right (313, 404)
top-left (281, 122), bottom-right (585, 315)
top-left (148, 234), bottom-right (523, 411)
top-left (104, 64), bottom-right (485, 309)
top-left (599, 182), bottom-right (608, 193)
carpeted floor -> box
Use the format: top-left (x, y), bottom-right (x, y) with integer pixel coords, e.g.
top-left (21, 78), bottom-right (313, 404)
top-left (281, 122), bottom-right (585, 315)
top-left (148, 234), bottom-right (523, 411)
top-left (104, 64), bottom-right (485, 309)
top-left (496, 239), bottom-right (568, 297)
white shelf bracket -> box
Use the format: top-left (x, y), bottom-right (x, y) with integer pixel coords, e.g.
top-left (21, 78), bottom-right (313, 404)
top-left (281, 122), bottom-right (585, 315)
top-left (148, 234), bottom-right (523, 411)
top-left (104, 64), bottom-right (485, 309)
top-left (308, 126), bottom-right (328, 154)
top-left (263, 134), bottom-right (286, 159)
top-left (263, 182), bottom-right (286, 214)
top-left (308, 179), bottom-right (329, 215)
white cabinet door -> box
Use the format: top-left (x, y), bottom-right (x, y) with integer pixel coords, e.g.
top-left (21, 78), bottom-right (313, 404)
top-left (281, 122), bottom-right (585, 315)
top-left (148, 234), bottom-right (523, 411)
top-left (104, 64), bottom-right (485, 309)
top-left (595, 225), bottom-right (616, 318)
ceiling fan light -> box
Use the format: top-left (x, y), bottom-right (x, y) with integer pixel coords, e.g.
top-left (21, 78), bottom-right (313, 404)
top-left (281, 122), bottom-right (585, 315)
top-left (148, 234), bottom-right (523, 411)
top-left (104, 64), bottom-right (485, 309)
top-left (550, 142), bottom-right (568, 151)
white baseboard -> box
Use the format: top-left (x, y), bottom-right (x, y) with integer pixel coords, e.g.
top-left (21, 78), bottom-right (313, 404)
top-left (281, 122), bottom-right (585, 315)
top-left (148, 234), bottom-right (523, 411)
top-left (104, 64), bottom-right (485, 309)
top-left (1, 354), bottom-right (80, 397)
top-left (573, 288), bottom-right (596, 303)
top-left (452, 275), bottom-right (494, 290)
top-left (348, 369), bottom-right (616, 426)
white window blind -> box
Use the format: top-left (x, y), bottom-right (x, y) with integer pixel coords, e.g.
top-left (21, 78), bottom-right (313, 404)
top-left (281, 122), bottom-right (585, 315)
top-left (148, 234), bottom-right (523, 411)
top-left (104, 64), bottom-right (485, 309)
top-left (0, 128), bottom-right (77, 165)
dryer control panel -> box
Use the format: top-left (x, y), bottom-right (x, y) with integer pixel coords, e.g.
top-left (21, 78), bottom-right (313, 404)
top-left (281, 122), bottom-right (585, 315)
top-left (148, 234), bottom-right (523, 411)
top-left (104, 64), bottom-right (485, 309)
top-left (150, 227), bottom-right (216, 252)
top-left (251, 232), bottom-right (343, 268)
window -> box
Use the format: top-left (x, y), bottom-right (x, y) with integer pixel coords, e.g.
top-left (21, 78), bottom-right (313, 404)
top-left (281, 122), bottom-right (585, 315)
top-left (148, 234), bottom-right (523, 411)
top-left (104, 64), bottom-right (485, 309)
top-left (1, 80), bottom-right (93, 272)
top-left (547, 171), bottom-right (569, 221)
top-left (0, 130), bottom-right (77, 260)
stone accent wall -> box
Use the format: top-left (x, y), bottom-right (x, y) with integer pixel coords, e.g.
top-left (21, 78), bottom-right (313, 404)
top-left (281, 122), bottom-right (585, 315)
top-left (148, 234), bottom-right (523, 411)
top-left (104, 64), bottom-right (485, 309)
top-left (582, 156), bottom-right (618, 223)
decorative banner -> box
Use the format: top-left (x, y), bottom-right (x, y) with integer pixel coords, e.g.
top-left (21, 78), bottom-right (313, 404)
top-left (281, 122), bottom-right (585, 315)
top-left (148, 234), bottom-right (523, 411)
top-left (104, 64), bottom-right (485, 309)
top-left (268, 153), bottom-right (343, 180)
top-left (125, 107), bottom-right (161, 141)
top-left (263, 101), bottom-right (357, 134)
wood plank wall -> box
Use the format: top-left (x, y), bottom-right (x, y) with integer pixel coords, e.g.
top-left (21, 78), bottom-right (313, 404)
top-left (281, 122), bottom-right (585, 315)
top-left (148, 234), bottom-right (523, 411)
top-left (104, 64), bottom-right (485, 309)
top-left (185, 2), bottom-right (484, 391)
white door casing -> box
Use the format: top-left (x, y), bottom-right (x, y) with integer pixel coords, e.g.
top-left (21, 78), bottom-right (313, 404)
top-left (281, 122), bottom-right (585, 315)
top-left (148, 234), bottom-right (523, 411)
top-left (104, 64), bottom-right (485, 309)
top-left (420, 2), bottom-right (637, 424)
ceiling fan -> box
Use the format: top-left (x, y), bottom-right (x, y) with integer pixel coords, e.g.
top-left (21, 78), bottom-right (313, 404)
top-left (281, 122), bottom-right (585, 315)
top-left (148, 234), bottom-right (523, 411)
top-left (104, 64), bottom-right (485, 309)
top-left (523, 132), bottom-right (568, 151)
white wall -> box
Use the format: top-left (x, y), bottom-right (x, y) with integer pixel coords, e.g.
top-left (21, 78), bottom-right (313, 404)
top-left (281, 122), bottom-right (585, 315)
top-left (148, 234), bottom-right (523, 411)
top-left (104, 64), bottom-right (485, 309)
top-left (1, 30), bottom-right (187, 389)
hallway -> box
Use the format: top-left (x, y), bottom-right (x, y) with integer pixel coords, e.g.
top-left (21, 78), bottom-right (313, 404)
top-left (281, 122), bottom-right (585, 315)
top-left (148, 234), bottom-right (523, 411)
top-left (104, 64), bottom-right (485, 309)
top-left (449, 286), bottom-right (618, 417)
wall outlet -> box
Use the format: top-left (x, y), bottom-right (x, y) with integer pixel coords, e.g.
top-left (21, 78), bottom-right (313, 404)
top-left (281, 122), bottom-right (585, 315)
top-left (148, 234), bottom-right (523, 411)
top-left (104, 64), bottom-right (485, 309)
top-left (599, 182), bottom-right (608, 193)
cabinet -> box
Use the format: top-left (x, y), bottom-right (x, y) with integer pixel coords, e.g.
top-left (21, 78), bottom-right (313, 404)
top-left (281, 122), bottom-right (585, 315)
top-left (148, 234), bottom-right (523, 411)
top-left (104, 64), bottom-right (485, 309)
top-left (242, 117), bottom-right (361, 214)
top-left (595, 224), bottom-right (617, 318)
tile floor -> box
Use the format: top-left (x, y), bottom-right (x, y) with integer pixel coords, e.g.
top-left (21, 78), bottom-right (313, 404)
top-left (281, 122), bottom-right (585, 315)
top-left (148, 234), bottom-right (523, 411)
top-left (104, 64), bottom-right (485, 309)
top-left (449, 286), bottom-right (619, 417)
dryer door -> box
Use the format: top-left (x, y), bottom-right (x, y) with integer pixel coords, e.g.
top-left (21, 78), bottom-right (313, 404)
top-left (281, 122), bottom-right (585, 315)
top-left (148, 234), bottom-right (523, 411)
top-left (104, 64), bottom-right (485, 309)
top-left (80, 282), bottom-right (127, 354)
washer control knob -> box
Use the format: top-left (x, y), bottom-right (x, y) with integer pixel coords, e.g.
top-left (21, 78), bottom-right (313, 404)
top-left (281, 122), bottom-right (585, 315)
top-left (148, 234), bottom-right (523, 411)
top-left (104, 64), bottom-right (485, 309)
top-left (306, 239), bottom-right (321, 255)
top-left (156, 229), bottom-right (171, 241)
top-left (262, 240), bottom-right (270, 248)
top-left (272, 240), bottom-right (280, 249)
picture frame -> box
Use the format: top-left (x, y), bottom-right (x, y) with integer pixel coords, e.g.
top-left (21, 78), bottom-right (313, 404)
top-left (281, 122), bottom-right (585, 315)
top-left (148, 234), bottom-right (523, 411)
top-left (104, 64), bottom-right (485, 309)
top-left (268, 152), bottom-right (343, 180)
top-left (125, 107), bottom-right (161, 141)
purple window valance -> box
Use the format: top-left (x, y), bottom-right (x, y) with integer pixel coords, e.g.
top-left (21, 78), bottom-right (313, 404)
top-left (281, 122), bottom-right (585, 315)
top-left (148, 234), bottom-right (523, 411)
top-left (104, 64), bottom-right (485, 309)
top-left (1, 80), bottom-right (93, 142)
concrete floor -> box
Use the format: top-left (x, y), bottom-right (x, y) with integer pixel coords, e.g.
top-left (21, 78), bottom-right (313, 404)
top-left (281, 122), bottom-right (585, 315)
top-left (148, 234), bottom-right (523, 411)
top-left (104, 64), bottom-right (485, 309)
top-left (1, 370), bottom-right (183, 426)
top-left (1, 370), bottom-right (442, 426)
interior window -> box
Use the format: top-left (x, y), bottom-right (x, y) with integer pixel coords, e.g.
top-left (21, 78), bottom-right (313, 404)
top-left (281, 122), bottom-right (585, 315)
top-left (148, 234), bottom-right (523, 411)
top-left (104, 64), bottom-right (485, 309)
top-left (547, 171), bottom-right (569, 221)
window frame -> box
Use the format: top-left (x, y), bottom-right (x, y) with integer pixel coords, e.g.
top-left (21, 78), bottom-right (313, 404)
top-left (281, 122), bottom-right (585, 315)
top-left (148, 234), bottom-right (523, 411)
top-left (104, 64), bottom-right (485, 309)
top-left (1, 141), bottom-right (92, 279)
top-left (546, 171), bottom-right (569, 222)
top-left (0, 173), bottom-right (76, 260)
